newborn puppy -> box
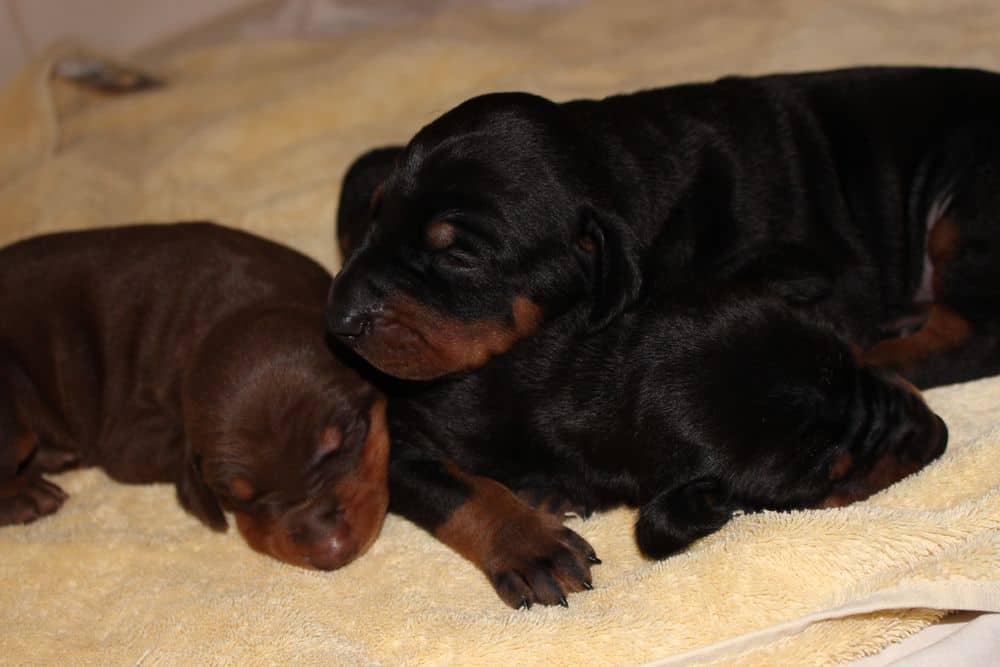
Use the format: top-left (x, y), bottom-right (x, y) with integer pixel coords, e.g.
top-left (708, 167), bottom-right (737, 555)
top-left (330, 67), bottom-right (1000, 388)
top-left (327, 144), bottom-right (949, 608)
top-left (0, 223), bottom-right (387, 570)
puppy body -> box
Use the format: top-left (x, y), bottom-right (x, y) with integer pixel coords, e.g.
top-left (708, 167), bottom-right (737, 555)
top-left (1, 223), bottom-right (388, 570)
top-left (333, 67), bottom-right (1000, 386)
top-left (328, 67), bottom-right (1000, 605)
top-left (564, 67), bottom-right (1000, 362)
top-left (383, 291), bottom-right (946, 593)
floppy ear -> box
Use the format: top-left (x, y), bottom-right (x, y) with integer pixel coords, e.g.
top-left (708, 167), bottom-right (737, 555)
top-left (337, 145), bottom-right (404, 261)
top-left (579, 207), bottom-right (642, 332)
top-left (175, 443), bottom-right (228, 531)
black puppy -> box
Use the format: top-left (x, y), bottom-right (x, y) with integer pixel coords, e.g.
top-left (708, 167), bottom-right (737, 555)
top-left (325, 69), bottom-right (986, 607)
top-left (332, 67), bottom-right (1000, 388)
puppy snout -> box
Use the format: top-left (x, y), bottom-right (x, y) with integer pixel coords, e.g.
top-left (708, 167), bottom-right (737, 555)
top-left (904, 411), bottom-right (948, 465)
top-left (327, 272), bottom-right (380, 339)
top-left (298, 510), bottom-right (360, 571)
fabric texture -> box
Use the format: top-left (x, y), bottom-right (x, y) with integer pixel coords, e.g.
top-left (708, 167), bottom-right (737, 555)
top-left (1, 1), bottom-right (999, 664)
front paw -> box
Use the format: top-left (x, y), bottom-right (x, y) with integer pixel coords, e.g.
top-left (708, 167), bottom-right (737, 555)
top-left (0, 475), bottom-right (68, 525)
top-left (485, 512), bottom-right (600, 609)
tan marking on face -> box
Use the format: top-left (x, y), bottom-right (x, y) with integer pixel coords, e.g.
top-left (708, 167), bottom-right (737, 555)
top-left (819, 452), bottom-right (923, 509)
top-left (233, 398), bottom-right (389, 570)
top-left (329, 397), bottom-right (390, 560)
top-left (355, 295), bottom-right (544, 379)
top-left (234, 512), bottom-right (299, 566)
top-left (511, 295), bottom-right (543, 335)
top-left (426, 220), bottom-right (456, 250)
top-left (577, 234), bottom-right (597, 253)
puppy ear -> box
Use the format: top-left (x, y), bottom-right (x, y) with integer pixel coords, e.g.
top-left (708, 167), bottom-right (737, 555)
top-left (176, 444), bottom-right (228, 531)
top-left (579, 207), bottom-right (642, 331)
top-left (337, 145), bottom-right (404, 261)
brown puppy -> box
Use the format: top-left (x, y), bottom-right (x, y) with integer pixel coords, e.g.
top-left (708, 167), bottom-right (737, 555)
top-left (0, 222), bottom-right (388, 570)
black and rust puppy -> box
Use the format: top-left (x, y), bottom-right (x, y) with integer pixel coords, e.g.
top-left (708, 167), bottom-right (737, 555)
top-left (0, 223), bottom-right (388, 571)
top-left (333, 66), bottom-right (1000, 388)
top-left (324, 64), bottom-right (991, 605)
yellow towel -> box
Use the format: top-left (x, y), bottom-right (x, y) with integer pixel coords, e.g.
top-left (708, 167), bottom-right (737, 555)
top-left (1, 1), bottom-right (999, 664)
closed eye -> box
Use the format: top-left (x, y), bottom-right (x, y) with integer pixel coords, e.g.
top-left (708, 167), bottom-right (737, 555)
top-left (436, 244), bottom-right (477, 265)
top-left (312, 449), bottom-right (340, 469)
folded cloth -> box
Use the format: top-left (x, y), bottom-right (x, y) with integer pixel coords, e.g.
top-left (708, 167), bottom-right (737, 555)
top-left (1, 1), bottom-right (999, 664)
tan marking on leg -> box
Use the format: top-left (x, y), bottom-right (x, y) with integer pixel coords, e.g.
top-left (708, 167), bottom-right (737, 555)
top-left (433, 462), bottom-right (531, 570)
top-left (864, 305), bottom-right (972, 371)
top-left (928, 215), bottom-right (960, 299)
top-left (828, 452), bottom-right (853, 481)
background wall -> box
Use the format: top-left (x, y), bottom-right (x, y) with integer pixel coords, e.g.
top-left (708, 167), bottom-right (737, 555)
top-left (0, 0), bottom-right (571, 88)
top-left (0, 0), bottom-right (256, 85)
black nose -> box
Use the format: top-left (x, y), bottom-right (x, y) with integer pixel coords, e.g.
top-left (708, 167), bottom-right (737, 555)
top-left (326, 304), bottom-right (371, 338)
top-left (327, 261), bottom-right (383, 339)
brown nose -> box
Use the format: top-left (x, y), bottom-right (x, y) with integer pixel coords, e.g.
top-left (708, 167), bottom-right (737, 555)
top-left (304, 514), bottom-right (361, 571)
top-left (235, 508), bottom-right (368, 571)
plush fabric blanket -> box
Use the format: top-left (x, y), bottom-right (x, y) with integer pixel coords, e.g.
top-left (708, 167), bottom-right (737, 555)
top-left (2, 1), bottom-right (999, 664)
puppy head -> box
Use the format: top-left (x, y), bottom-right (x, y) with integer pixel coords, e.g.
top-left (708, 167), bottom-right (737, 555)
top-left (327, 92), bottom-right (641, 380)
top-left (177, 305), bottom-right (389, 571)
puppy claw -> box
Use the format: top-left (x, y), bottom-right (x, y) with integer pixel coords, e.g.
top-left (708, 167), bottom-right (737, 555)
top-left (0, 475), bottom-right (67, 525)
top-left (486, 514), bottom-right (597, 609)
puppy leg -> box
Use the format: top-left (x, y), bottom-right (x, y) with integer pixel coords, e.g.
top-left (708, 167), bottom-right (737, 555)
top-left (635, 477), bottom-right (736, 559)
top-left (0, 359), bottom-right (67, 525)
top-left (390, 452), bottom-right (599, 608)
top-left (864, 304), bottom-right (1000, 389)
top-left (867, 140), bottom-right (1000, 388)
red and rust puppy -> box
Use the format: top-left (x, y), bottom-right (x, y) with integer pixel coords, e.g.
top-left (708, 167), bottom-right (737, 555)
top-left (325, 67), bottom-right (989, 607)
top-left (0, 223), bottom-right (388, 571)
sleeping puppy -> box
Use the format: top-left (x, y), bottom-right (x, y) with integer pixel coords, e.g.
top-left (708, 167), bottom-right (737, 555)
top-left (0, 223), bottom-right (388, 571)
top-left (328, 66), bottom-right (1000, 605)
top-left (330, 66), bottom-right (1000, 389)
top-left (366, 287), bottom-right (946, 609)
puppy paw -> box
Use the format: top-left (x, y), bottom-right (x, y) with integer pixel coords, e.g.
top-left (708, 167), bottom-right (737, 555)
top-left (486, 512), bottom-right (599, 609)
top-left (635, 478), bottom-right (735, 559)
top-left (0, 475), bottom-right (68, 525)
